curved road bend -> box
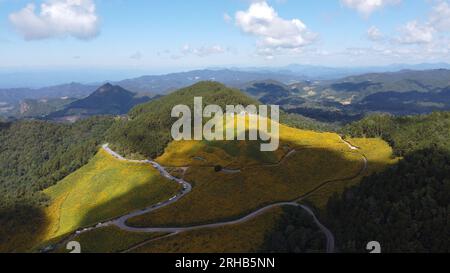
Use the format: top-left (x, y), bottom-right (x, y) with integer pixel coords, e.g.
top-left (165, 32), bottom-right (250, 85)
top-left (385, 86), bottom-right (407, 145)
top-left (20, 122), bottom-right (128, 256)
top-left (120, 203), bottom-right (335, 254)
top-left (119, 202), bottom-right (334, 253)
top-left (102, 144), bottom-right (193, 226)
top-left (58, 138), bottom-right (366, 253)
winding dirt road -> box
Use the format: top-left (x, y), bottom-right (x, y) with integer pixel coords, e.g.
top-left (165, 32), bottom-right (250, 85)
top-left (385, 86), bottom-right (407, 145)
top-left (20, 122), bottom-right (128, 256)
top-left (56, 137), bottom-right (367, 253)
top-left (102, 144), bottom-right (192, 229)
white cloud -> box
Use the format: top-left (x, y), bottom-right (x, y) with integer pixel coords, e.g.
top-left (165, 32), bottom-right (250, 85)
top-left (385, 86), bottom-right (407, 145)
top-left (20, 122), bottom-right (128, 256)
top-left (429, 0), bottom-right (450, 31)
top-left (181, 44), bottom-right (227, 57)
top-left (234, 1), bottom-right (316, 58)
top-left (341, 0), bottom-right (401, 16)
top-left (397, 21), bottom-right (435, 44)
top-left (9, 0), bottom-right (99, 40)
top-left (395, 1), bottom-right (450, 45)
top-left (367, 26), bottom-right (383, 41)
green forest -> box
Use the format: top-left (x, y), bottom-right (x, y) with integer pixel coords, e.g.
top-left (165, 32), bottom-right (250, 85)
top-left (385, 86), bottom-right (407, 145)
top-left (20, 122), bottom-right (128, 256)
top-left (341, 112), bottom-right (450, 156)
top-left (326, 148), bottom-right (450, 252)
top-left (0, 117), bottom-right (114, 252)
top-left (0, 117), bottom-right (114, 208)
top-left (263, 206), bottom-right (326, 253)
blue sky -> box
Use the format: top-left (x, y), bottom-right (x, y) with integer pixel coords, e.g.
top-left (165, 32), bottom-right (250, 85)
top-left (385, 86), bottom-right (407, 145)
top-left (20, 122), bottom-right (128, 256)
top-left (0, 0), bottom-right (448, 72)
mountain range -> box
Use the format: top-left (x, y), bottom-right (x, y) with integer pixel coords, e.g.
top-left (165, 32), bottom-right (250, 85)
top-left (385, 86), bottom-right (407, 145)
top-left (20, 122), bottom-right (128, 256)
top-left (114, 69), bottom-right (303, 94)
top-left (236, 63), bottom-right (450, 80)
top-left (0, 69), bottom-right (302, 117)
top-left (2, 63), bottom-right (450, 89)
top-left (2, 67), bottom-right (450, 124)
top-left (242, 69), bottom-right (450, 123)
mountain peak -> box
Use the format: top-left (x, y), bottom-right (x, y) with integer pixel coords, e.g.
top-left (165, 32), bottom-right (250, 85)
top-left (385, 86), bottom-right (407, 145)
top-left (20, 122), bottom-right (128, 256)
top-left (48, 83), bottom-right (151, 119)
top-left (97, 83), bottom-right (115, 93)
top-left (92, 83), bottom-right (136, 97)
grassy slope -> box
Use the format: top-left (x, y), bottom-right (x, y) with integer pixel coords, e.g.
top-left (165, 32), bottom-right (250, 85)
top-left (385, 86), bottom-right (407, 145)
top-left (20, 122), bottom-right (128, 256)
top-left (41, 149), bottom-right (181, 244)
top-left (68, 136), bottom-right (395, 253)
top-left (132, 207), bottom-right (285, 253)
top-left (58, 207), bottom-right (284, 254)
top-left (29, 82), bottom-right (397, 253)
top-left (127, 120), bottom-right (395, 228)
top-left (56, 226), bottom-right (167, 253)
top-left (126, 136), bottom-right (394, 254)
top-left (305, 137), bottom-right (398, 209)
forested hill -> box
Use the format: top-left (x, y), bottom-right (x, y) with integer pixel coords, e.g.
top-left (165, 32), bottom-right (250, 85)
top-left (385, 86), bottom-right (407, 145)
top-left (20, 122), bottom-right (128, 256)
top-left (106, 81), bottom-right (257, 158)
top-left (327, 148), bottom-right (450, 252)
top-left (48, 83), bottom-right (152, 118)
top-left (341, 112), bottom-right (450, 156)
top-left (0, 117), bottom-right (114, 208)
top-left (107, 81), bottom-right (331, 159)
top-left (326, 112), bottom-right (450, 252)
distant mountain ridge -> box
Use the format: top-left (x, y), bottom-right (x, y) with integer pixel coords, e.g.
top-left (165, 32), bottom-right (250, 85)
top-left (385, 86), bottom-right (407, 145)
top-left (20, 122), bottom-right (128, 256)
top-left (2, 67), bottom-right (450, 122)
top-left (234, 63), bottom-right (450, 80)
top-left (0, 83), bottom-right (97, 117)
top-left (0, 69), bottom-right (303, 117)
top-left (242, 69), bottom-right (450, 123)
top-left (0, 83), bottom-right (96, 104)
top-left (325, 69), bottom-right (450, 94)
top-left (114, 69), bottom-right (303, 94)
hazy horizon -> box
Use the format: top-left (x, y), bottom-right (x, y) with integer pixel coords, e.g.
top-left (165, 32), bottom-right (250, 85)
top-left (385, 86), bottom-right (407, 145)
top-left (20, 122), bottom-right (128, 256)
top-left (0, 61), bottom-right (450, 88)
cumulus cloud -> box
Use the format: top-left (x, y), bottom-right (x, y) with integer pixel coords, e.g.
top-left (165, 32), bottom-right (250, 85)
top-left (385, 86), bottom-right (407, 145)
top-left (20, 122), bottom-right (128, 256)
top-left (429, 0), bottom-right (450, 31)
top-left (341, 0), bottom-right (401, 16)
top-left (394, 1), bottom-right (450, 45)
top-left (234, 1), bottom-right (316, 58)
top-left (9, 0), bottom-right (99, 40)
top-left (397, 21), bottom-right (435, 44)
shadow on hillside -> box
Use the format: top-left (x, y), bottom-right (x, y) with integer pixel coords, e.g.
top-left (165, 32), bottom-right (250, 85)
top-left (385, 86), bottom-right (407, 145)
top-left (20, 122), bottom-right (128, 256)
top-left (261, 206), bottom-right (326, 253)
top-left (78, 181), bottom-right (177, 229)
top-left (322, 147), bottom-right (450, 253)
top-left (82, 137), bottom-right (391, 229)
top-left (0, 204), bottom-right (50, 253)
